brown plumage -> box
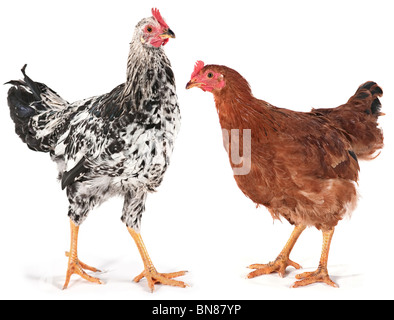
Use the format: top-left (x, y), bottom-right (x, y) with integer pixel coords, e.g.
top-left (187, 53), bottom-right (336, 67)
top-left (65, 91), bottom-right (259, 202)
top-left (186, 62), bottom-right (384, 287)
top-left (312, 81), bottom-right (384, 160)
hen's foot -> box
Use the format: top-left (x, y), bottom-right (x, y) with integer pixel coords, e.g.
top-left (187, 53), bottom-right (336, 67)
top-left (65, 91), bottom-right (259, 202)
top-left (293, 268), bottom-right (338, 288)
top-left (292, 229), bottom-right (338, 288)
top-left (247, 255), bottom-right (302, 278)
top-left (63, 251), bottom-right (102, 289)
top-left (134, 268), bottom-right (188, 292)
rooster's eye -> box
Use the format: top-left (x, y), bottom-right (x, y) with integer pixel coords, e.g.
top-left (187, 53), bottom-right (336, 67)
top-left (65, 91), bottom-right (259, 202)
top-left (207, 72), bottom-right (214, 78)
top-left (147, 26), bottom-right (153, 33)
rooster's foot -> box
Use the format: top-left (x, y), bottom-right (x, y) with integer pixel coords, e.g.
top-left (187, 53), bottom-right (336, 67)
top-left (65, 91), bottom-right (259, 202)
top-left (63, 251), bottom-right (102, 289)
top-left (247, 255), bottom-right (302, 278)
top-left (133, 269), bottom-right (188, 292)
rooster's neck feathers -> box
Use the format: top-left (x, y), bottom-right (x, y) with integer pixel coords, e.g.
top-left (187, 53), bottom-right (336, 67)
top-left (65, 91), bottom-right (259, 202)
top-left (120, 28), bottom-right (173, 114)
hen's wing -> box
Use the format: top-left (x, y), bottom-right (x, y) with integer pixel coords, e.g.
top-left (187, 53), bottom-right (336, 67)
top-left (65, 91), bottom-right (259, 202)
top-left (262, 106), bottom-right (360, 182)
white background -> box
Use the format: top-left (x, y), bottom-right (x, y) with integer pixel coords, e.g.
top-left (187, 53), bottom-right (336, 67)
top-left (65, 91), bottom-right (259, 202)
top-left (0, 0), bottom-right (393, 300)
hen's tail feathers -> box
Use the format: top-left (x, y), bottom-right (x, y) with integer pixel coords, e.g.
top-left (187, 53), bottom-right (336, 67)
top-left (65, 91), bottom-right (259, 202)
top-left (6, 65), bottom-right (63, 152)
top-left (349, 81), bottom-right (384, 160)
top-left (312, 81), bottom-right (384, 161)
top-left (349, 81), bottom-right (384, 117)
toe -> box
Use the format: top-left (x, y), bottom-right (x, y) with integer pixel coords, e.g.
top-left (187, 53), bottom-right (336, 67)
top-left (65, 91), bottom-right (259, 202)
top-left (134, 269), bottom-right (188, 291)
top-left (292, 269), bottom-right (338, 288)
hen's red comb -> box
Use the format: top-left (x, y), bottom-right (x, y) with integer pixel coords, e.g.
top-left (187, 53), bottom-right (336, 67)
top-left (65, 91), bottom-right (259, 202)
top-left (191, 60), bottom-right (205, 78)
top-left (151, 8), bottom-right (169, 29)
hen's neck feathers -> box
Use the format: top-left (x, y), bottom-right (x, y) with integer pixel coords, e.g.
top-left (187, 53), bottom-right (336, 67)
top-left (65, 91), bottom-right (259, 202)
top-left (213, 73), bottom-right (278, 134)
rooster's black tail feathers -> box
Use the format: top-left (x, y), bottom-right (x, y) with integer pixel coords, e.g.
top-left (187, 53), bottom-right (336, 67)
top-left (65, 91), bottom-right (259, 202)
top-left (6, 65), bottom-right (49, 152)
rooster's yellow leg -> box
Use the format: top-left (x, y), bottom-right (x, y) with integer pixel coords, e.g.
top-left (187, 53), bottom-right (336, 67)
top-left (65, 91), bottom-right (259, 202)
top-left (293, 228), bottom-right (338, 288)
top-left (248, 224), bottom-right (306, 278)
top-left (63, 220), bottom-right (102, 289)
top-left (127, 227), bottom-right (188, 292)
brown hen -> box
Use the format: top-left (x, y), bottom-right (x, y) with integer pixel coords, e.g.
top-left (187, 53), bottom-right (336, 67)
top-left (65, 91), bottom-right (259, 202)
top-left (186, 61), bottom-right (383, 287)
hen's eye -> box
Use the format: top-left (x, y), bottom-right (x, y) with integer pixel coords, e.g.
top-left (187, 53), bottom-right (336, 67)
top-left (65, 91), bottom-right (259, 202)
top-left (147, 26), bottom-right (153, 33)
top-left (207, 72), bottom-right (214, 78)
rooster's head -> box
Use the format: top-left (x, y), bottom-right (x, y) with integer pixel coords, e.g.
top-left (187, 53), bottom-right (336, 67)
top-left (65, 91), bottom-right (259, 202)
top-left (137, 8), bottom-right (175, 48)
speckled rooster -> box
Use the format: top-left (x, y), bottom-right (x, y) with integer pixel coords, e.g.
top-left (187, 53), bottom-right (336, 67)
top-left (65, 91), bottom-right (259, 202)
top-left (6, 8), bottom-right (187, 291)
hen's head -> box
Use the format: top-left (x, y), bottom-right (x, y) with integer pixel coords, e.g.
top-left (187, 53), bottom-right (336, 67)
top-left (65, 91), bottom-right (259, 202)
top-left (136, 8), bottom-right (175, 48)
top-left (186, 61), bottom-right (226, 92)
top-left (186, 61), bottom-right (252, 97)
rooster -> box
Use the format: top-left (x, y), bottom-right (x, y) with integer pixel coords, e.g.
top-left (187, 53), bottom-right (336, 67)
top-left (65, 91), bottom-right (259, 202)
top-left (186, 61), bottom-right (384, 287)
top-left (6, 8), bottom-right (187, 292)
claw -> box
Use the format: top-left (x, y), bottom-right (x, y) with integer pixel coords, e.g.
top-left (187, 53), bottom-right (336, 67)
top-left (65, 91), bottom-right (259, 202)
top-left (292, 229), bottom-right (338, 288)
top-left (128, 226), bottom-right (189, 292)
top-left (292, 268), bottom-right (338, 288)
top-left (247, 256), bottom-right (302, 279)
top-left (63, 220), bottom-right (102, 289)
top-left (65, 251), bottom-right (101, 273)
top-left (63, 253), bottom-right (102, 289)
top-left (134, 269), bottom-right (188, 292)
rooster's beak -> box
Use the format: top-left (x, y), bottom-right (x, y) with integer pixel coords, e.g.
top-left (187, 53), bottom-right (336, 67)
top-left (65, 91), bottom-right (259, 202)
top-left (159, 29), bottom-right (176, 39)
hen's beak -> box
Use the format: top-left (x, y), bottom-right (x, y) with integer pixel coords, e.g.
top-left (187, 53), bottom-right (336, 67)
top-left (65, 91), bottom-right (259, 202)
top-left (186, 80), bottom-right (202, 90)
top-left (159, 29), bottom-right (176, 39)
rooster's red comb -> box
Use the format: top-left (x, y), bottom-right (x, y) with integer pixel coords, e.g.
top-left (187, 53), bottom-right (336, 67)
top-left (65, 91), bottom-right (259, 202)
top-left (191, 60), bottom-right (205, 78)
top-left (151, 8), bottom-right (169, 29)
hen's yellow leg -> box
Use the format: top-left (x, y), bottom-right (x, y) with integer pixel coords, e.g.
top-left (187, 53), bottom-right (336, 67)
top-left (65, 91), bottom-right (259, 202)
top-left (248, 224), bottom-right (306, 278)
top-left (293, 228), bottom-right (338, 288)
top-left (128, 227), bottom-right (188, 292)
top-left (63, 220), bottom-right (102, 289)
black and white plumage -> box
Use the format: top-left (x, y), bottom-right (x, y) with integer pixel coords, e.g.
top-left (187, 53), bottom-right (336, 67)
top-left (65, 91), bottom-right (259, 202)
top-left (7, 12), bottom-right (180, 232)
